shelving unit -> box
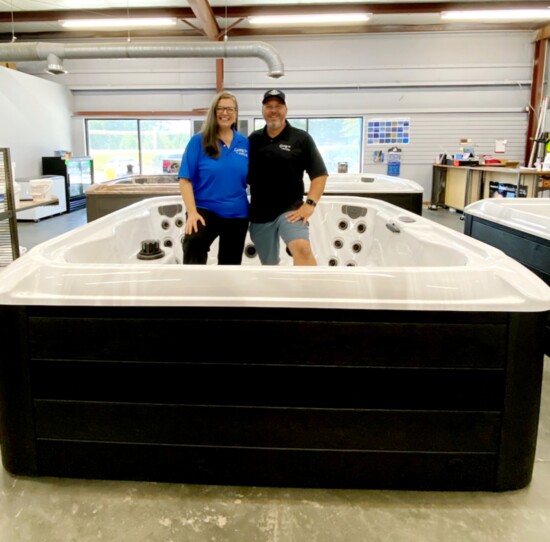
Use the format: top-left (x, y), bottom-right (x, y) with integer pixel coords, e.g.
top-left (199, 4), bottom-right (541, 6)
top-left (431, 165), bottom-right (540, 213)
top-left (0, 148), bottom-right (20, 266)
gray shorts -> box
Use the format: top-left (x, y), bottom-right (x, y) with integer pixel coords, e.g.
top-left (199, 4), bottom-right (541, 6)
top-left (249, 212), bottom-right (310, 265)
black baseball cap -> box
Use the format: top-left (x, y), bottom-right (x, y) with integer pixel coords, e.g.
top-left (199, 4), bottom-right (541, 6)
top-left (262, 89), bottom-right (286, 104)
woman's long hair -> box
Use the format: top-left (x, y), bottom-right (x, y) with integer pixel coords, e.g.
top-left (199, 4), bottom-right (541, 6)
top-left (201, 91), bottom-right (239, 159)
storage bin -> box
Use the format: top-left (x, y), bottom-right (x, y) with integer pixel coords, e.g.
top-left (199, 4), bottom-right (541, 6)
top-left (29, 178), bottom-right (52, 202)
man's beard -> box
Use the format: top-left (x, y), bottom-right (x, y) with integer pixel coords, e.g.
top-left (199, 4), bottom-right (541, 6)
top-left (266, 118), bottom-right (283, 130)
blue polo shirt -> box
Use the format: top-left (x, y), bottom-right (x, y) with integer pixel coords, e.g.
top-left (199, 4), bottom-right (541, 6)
top-left (178, 130), bottom-right (249, 218)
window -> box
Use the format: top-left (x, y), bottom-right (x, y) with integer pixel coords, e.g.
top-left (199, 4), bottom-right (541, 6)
top-left (253, 117), bottom-right (362, 173)
top-left (86, 119), bottom-right (192, 182)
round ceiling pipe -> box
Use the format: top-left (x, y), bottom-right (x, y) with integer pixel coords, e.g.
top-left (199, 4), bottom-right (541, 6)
top-left (0, 40), bottom-right (285, 78)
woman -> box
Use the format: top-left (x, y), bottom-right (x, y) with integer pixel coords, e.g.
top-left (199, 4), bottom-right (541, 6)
top-left (178, 91), bottom-right (249, 265)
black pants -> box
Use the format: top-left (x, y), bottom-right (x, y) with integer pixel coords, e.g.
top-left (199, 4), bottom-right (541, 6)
top-left (182, 208), bottom-right (249, 265)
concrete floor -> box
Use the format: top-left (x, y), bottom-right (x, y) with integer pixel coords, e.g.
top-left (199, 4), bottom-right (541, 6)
top-left (6, 205), bottom-right (550, 542)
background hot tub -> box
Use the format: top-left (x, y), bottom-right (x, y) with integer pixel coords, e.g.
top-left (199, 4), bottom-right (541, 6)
top-left (0, 196), bottom-right (548, 492)
top-left (86, 172), bottom-right (424, 221)
top-left (85, 175), bottom-right (179, 221)
top-left (464, 197), bottom-right (550, 354)
top-left (464, 198), bottom-right (550, 283)
top-left (304, 172), bottom-right (424, 215)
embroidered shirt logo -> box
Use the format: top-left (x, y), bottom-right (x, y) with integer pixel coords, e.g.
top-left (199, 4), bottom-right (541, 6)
top-left (233, 147), bottom-right (248, 157)
top-left (279, 144), bottom-right (291, 152)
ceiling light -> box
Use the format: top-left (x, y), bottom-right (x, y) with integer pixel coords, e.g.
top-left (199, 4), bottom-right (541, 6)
top-left (59, 18), bottom-right (178, 29)
top-left (248, 13), bottom-right (371, 25)
top-left (441, 10), bottom-right (550, 21)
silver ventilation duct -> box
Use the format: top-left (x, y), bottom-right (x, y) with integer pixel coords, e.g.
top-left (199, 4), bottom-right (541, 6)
top-left (45, 53), bottom-right (67, 75)
top-left (0, 40), bottom-right (285, 78)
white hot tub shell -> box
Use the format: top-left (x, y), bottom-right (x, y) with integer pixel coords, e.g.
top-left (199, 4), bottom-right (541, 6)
top-left (0, 195), bottom-right (548, 492)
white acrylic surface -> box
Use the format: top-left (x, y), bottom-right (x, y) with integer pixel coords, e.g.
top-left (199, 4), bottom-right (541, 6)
top-left (464, 198), bottom-right (550, 240)
top-left (0, 195), bottom-right (549, 311)
top-left (305, 173), bottom-right (424, 194)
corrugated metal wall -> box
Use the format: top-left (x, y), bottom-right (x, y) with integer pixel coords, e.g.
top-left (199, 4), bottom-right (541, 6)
top-left (362, 112), bottom-right (527, 186)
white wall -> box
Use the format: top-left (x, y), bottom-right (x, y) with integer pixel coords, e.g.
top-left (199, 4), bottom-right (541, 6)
top-left (0, 67), bottom-right (73, 179)
top-left (13, 30), bottom-right (536, 196)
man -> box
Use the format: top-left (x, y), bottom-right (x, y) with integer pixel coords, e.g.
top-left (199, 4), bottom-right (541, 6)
top-left (247, 89), bottom-right (328, 266)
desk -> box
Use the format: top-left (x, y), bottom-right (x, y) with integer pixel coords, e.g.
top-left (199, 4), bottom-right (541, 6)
top-left (431, 165), bottom-right (540, 213)
top-left (16, 175), bottom-right (67, 221)
top-left (16, 197), bottom-right (59, 212)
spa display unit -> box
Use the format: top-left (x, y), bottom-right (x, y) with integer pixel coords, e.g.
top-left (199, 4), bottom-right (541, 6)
top-left (464, 198), bottom-right (550, 354)
top-left (1, 196), bottom-right (549, 492)
top-left (305, 172), bottom-right (424, 215)
top-left (85, 176), bottom-right (177, 221)
top-left (86, 172), bottom-right (424, 221)
top-left (464, 198), bottom-right (549, 284)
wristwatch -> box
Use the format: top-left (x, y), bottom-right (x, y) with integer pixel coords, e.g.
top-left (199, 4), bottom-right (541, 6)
top-left (305, 198), bottom-right (317, 207)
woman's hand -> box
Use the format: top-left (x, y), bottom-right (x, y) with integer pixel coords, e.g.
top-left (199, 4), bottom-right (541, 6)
top-left (184, 210), bottom-right (206, 234)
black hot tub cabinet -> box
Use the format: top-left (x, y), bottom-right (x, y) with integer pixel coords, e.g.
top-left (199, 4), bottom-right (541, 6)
top-left (0, 195), bottom-right (548, 491)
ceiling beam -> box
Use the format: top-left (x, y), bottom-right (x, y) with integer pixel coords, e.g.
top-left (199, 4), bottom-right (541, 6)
top-left (3, 2), bottom-right (550, 25)
top-left (0, 22), bottom-right (542, 44)
top-left (1, 1), bottom-right (550, 41)
top-left (187, 0), bottom-right (220, 41)
top-left (213, 1), bottom-right (550, 17)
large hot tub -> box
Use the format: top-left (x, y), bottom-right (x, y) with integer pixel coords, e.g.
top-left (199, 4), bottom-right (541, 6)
top-left (305, 172), bottom-right (424, 214)
top-left (0, 195), bottom-right (548, 491)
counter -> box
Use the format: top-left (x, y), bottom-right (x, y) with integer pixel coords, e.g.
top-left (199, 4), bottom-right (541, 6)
top-left (431, 164), bottom-right (540, 213)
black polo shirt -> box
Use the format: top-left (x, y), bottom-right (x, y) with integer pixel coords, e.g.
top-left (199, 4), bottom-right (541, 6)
top-left (247, 121), bottom-right (328, 223)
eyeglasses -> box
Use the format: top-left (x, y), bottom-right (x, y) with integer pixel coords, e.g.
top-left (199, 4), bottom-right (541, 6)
top-left (215, 106), bottom-right (237, 113)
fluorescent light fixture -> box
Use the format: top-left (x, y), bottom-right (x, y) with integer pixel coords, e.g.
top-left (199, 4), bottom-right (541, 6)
top-left (60, 18), bottom-right (178, 29)
top-left (249, 13), bottom-right (371, 25)
top-left (441, 10), bottom-right (550, 21)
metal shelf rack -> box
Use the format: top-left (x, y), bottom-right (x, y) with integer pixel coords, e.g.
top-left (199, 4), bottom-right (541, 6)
top-left (0, 148), bottom-right (20, 266)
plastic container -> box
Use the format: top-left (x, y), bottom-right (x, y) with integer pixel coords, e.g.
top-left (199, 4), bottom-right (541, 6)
top-left (29, 178), bottom-right (52, 202)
